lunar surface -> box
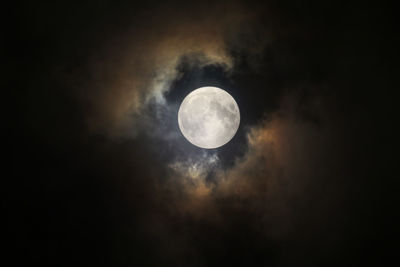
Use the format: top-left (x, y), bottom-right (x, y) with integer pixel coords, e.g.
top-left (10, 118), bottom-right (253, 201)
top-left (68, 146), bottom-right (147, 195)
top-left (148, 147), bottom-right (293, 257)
top-left (178, 86), bottom-right (240, 149)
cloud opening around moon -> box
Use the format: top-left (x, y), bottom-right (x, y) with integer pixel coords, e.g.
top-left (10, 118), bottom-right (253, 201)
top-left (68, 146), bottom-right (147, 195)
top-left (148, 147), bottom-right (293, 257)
top-left (47, 0), bottom-right (354, 223)
top-left (56, 1), bottom-right (283, 200)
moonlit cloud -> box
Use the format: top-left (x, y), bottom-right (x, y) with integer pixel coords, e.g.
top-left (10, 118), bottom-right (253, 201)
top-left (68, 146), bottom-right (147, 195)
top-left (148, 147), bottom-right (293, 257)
top-left (160, 88), bottom-right (342, 217)
top-left (72, 2), bottom-right (261, 137)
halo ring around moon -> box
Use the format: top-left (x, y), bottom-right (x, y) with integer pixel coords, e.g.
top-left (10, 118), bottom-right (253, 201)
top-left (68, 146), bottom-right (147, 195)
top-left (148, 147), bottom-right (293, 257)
top-left (178, 86), bottom-right (240, 149)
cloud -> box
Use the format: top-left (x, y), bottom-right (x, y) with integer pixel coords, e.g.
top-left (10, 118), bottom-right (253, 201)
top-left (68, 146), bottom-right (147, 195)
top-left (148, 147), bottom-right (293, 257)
top-left (66, 1), bottom-right (263, 137)
top-left (157, 87), bottom-right (350, 240)
top-left (116, 87), bottom-right (346, 266)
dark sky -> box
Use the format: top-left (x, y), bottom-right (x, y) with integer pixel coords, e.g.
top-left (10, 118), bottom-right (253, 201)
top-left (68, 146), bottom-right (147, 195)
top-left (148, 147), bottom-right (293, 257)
top-left (7, 0), bottom-right (398, 266)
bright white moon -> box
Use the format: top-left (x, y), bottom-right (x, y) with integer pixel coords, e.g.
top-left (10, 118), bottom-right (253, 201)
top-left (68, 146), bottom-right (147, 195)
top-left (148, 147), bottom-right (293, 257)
top-left (178, 86), bottom-right (240, 149)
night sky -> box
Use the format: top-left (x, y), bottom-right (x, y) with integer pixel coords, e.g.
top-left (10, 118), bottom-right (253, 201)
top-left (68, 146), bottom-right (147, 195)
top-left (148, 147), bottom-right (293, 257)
top-left (7, 0), bottom-right (398, 266)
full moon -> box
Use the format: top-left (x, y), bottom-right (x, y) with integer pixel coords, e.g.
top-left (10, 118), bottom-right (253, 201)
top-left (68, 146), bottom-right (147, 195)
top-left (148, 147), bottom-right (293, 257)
top-left (178, 86), bottom-right (240, 149)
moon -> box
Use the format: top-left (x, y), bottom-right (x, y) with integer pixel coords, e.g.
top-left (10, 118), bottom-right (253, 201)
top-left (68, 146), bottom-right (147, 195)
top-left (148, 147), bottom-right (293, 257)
top-left (178, 86), bottom-right (240, 149)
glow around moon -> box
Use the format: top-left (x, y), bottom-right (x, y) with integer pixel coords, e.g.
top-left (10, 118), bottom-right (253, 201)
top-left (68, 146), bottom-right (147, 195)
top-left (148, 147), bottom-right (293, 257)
top-left (178, 86), bottom-right (240, 149)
